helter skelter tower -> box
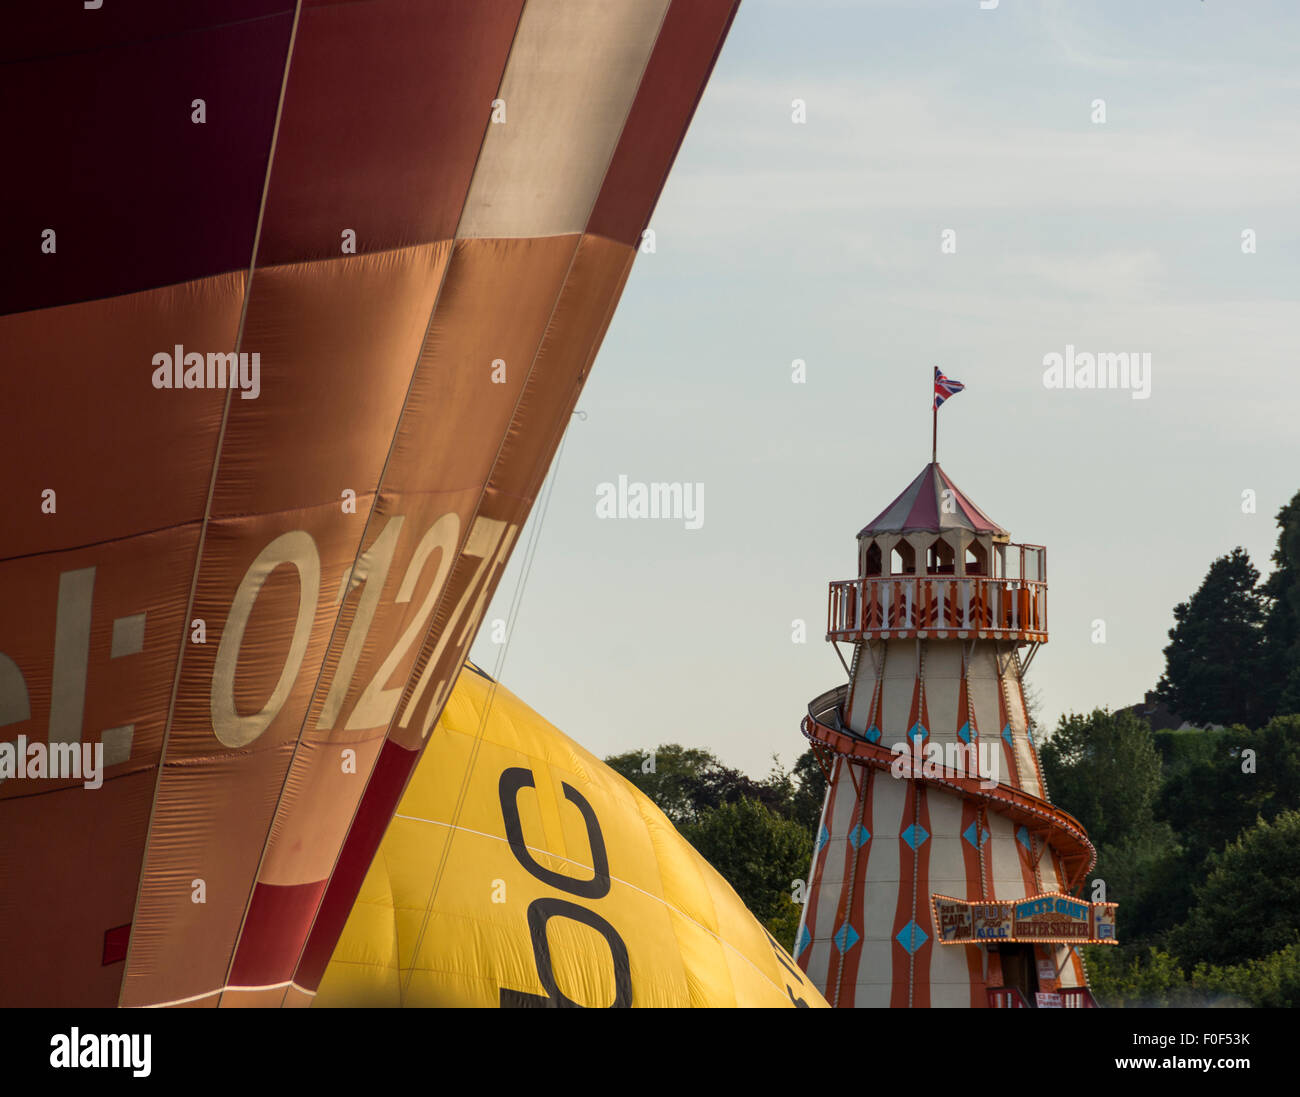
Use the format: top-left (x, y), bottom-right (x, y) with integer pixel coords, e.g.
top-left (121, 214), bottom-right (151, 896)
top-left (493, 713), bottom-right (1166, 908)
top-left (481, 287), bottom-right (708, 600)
top-left (793, 461), bottom-right (1117, 1008)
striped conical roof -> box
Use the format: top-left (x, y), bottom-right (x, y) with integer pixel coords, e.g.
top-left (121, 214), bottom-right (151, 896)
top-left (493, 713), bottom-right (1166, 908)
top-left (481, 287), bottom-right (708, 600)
top-left (858, 463), bottom-right (1008, 538)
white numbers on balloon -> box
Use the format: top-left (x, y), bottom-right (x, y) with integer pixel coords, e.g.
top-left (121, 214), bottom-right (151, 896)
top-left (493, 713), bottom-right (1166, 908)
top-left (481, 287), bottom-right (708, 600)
top-left (400, 516), bottom-right (518, 738)
top-left (211, 531), bottom-right (321, 748)
top-left (211, 511), bottom-right (516, 749)
top-left (345, 512), bottom-right (460, 731)
top-left (315, 515), bottom-right (406, 731)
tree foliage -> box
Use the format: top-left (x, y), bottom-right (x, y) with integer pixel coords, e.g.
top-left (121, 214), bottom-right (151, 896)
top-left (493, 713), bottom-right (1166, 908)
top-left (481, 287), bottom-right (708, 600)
top-left (604, 744), bottom-right (826, 944)
top-left (1157, 714), bottom-right (1300, 865)
top-left (1155, 547), bottom-right (1270, 728)
top-left (1086, 943), bottom-right (1300, 1009)
top-left (604, 744), bottom-right (779, 825)
top-left (1167, 810), bottom-right (1300, 967)
top-left (678, 796), bottom-right (812, 935)
top-left (1039, 708), bottom-right (1163, 849)
top-left (1089, 824), bottom-right (1183, 940)
top-left (605, 743), bottom-right (826, 829)
top-left (788, 747), bottom-right (828, 831)
top-left (1262, 489), bottom-right (1300, 719)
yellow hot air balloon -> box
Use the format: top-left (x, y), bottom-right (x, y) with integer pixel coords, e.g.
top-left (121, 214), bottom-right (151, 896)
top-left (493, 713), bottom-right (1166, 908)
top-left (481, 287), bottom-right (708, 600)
top-left (315, 664), bottom-right (827, 1007)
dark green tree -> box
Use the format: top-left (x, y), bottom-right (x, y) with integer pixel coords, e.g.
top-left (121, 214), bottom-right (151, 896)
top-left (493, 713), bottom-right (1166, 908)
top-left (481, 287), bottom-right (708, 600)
top-left (1168, 811), bottom-right (1300, 967)
top-left (1084, 943), bottom-right (1300, 1008)
top-left (1261, 490), bottom-right (1300, 719)
top-left (1089, 824), bottom-right (1183, 948)
top-left (1155, 547), bottom-right (1269, 728)
top-left (604, 743), bottom-right (776, 825)
top-left (679, 797), bottom-right (812, 942)
top-left (1158, 714), bottom-right (1300, 865)
top-left (1040, 709), bottom-right (1180, 949)
top-left (605, 743), bottom-right (820, 828)
top-left (1151, 725), bottom-right (1223, 782)
top-left (1040, 708), bottom-right (1163, 849)
top-left (788, 748), bottom-right (828, 831)
top-left (605, 746), bottom-right (821, 944)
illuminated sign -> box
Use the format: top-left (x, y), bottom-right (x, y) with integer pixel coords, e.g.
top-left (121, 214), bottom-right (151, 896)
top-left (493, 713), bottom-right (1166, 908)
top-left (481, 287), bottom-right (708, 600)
top-left (931, 893), bottom-right (1119, 945)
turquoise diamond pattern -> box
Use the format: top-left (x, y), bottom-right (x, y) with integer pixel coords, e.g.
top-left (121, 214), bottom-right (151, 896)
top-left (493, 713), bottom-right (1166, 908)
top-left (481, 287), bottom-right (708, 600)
top-left (963, 821), bottom-right (990, 848)
top-left (816, 823), bottom-right (830, 853)
top-left (1001, 724), bottom-right (1013, 746)
top-left (796, 926), bottom-right (812, 956)
top-left (908, 722), bottom-right (927, 742)
top-left (957, 721), bottom-right (972, 744)
top-left (865, 725), bottom-right (881, 744)
top-left (834, 922), bottom-right (860, 954)
top-left (902, 823), bottom-right (929, 850)
top-left (849, 824), bottom-right (872, 850)
top-left (1016, 824), bottom-right (1032, 850)
top-left (896, 921), bottom-right (928, 954)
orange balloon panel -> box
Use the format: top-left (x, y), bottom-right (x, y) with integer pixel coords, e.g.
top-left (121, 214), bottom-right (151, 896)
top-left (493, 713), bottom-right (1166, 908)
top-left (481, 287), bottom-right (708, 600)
top-left (0, 277), bottom-right (243, 559)
top-left (0, 0), bottom-right (740, 1008)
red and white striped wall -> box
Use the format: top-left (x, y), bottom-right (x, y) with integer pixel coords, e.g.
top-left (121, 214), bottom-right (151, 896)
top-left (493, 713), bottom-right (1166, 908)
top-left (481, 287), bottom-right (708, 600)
top-left (797, 636), bottom-right (1089, 1007)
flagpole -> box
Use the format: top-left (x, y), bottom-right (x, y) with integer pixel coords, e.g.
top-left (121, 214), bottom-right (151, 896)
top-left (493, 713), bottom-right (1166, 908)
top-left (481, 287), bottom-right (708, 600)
top-left (932, 382), bottom-right (937, 464)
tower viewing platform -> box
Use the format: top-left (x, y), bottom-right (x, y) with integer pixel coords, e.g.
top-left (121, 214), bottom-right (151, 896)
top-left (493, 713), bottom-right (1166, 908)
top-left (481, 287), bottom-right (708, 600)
top-left (826, 462), bottom-right (1046, 644)
top-left (826, 552), bottom-right (1047, 643)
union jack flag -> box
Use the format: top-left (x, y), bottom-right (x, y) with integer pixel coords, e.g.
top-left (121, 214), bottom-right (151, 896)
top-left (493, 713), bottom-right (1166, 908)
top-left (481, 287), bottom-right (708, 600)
top-left (934, 367), bottom-right (965, 409)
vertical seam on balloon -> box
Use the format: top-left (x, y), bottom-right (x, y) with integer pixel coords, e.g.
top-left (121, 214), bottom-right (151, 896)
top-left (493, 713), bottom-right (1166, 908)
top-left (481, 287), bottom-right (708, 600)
top-left (397, 2), bottom-right (675, 994)
top-left (276, 0), bottom-right (536, 994)
top-left (117, 0), bottom-right (305, 1007)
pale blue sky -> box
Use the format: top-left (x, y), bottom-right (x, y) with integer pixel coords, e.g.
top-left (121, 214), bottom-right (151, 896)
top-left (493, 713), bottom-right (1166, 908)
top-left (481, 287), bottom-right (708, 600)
top-left (472, 0), bottom-right (1300, 774)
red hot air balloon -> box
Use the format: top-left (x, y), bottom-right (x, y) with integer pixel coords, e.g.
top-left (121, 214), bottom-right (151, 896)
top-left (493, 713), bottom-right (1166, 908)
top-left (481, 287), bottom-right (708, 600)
top-left (0, 0), bottom-right (740, 1008)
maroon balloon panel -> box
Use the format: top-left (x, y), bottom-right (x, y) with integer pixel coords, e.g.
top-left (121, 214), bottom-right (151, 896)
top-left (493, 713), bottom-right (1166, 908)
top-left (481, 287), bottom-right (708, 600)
top-left (0, 0), bottom-right (739, 1007)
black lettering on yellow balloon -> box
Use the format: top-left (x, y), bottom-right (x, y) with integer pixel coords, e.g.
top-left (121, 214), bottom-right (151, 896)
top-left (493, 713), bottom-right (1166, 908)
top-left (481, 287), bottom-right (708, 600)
top-left (765, 928), bottom-right (810, 1006)
top-left (499, 898), bottom-right (633, 1008)
top-left (498, 767), bottom-right (611, 899)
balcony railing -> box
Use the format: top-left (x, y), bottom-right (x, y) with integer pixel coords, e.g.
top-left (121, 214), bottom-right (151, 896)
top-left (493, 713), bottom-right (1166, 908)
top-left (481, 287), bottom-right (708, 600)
top-left (985, 986), bottom-right (1097, 1008)
top-left (1060, 987), bottom-right (1099, 1008)
top-left (828, 576), bottom-right (1047, 643)
top-left (986, 987), bottom-right (1030, 1008)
